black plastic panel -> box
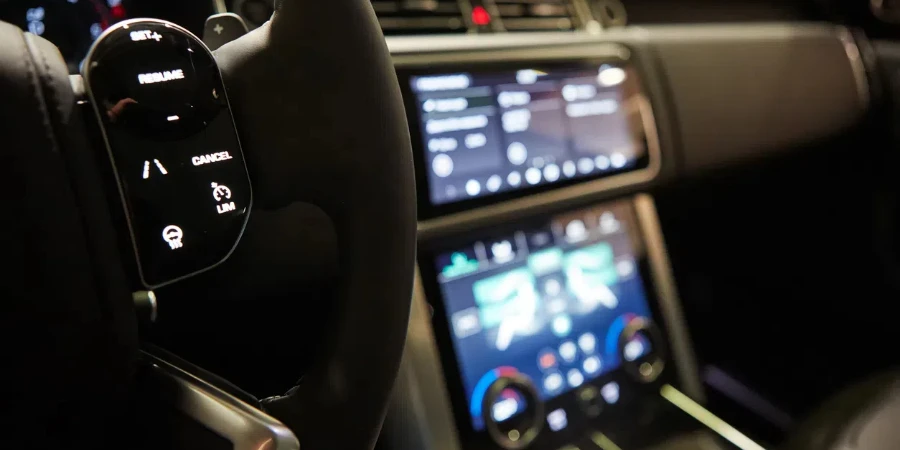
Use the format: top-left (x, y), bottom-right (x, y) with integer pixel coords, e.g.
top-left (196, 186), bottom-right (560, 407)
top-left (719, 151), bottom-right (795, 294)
top-left (84, 19), bottom-right (251, 288)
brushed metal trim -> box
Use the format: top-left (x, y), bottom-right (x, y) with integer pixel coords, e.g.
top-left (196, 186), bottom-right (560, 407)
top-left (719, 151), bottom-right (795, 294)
top-left (144, 352), bottom-right (300, 450)
top-left (837, 27), bottom-right (871, 112)
top-left (392, 40), bottom-right (630, 66)
top-left (634, 194), bottom-right (704, 402)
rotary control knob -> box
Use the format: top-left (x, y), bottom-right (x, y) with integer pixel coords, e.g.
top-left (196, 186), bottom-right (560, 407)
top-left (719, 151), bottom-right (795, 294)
top-left (481, 374), bottom-right (544, 449)
top-left (618, 316), bottom-right (666, 383)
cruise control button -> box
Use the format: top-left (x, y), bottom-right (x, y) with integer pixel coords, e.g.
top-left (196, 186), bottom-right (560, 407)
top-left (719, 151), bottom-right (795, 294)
top-left (211, 182), bottom-right (237, 214)
top-left (192, 151), bottom-right (234, 166)
top-left (84, 19), bottom-right (251, 287)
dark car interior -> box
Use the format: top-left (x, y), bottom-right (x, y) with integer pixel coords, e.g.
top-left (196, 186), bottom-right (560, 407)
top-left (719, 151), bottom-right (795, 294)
top-left (3, 1), bottom-right (900, 449)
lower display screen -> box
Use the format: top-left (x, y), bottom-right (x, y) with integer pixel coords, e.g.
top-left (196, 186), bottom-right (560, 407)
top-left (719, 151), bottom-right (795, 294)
top-left (431, 201), bottom-right (655, 430)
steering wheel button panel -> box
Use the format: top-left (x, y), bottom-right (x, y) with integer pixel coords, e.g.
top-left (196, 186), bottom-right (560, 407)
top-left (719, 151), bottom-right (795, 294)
top-left (83, 19), bottom-right (251, 288)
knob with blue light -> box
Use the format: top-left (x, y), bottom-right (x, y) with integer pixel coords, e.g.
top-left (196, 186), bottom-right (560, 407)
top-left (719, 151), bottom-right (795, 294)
top-left (480, 371), bottom-right (544, 449)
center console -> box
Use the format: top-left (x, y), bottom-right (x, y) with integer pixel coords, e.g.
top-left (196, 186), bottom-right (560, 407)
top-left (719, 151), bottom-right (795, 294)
top-left (417, 197), bottom-right (701, 450)
top-left (376, 28), bottom-right (861, 450)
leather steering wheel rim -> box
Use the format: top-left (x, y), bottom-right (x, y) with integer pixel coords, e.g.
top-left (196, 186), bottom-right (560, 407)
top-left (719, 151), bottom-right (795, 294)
top-left (213, 2), bottom-right (417, 448)
top-left (0, 1), bottom-right (417, 449)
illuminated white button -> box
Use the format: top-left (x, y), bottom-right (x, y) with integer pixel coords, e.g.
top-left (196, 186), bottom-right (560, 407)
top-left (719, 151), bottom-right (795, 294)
top-left (191, 151), bottom-right (234, 167)
top-left (543, 372), bottom-right (564, 393)
top-left (432, 154), bottom-right (454, 178)
top-left (428, 137), bottom-right (458, 152)
top-left (562, 161), bottom-right (576, 177)
top-left (486, 175), bottom-right (502, 193)
top-left (451, 307), bottom-right (481, 339)
top-left (583, 356), bottom-right (602, 375)
top-left (578, 333), bottom-right (597, 354)
top-left (595, 155), bottom-right (611, 170)
top-left (162, 225), bottom-right (184, 250)
top-left (547, 409), bottom-right (568, 432)
top-left (142, 159), bottom-right (168, 179)
top-left (565, 220), bottom-right (587, 242)
top-left (507, 171), bottom-right (522, 187)
top-left (624, 339), bottom-right (646, 362)
top-left (547, 298), bottom-right (567, 314)
top-left (598, 66), bottom-right (627, 87)
top-left (517, 69), bottom-right (539, 85)
top-left (90, 23), bottom-right (103, 39)
top-left (525, 167), bottom-right (542, 185)
top-left (599, 212), bottom-right (620, 234)
top-left (567, 369), bottom-right (584, 388)
top-left (507, 142), bottom-right (528, 165)
top-left (465, 133), bottom-right (487, 149)
top-left (601, 382), bottom-right (620, 404)
top-left (558, 341), bottom-right (577, 362)
top-left (577, 157), bottom-right (594, 174)
top-left (543, 164), bottom-right (560, 182)
top-left (553, 315), bottom-right (573, 338)
top-left (492, 397), bottom-right (519, 422)
top-left (610, 152), bottom-right (627, 169)
top-left (465, 179), bottom-right (481, 196)
top-left (617, 259), bottom-right (635, 278)
top-left (211, 182), bottom-right (232, 201)
top-left (544, 279), bottom-right (561, 296)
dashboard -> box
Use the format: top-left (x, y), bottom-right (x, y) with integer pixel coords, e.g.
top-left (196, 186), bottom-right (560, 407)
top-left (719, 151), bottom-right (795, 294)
top-left (1, 1), bottom-right (883, 450)
top-left (383, 19), bottom-right (867, 450)
top-left (0, 0), bottom-right (218, 72)
top-left (0, 0), bottom-right (130, 71)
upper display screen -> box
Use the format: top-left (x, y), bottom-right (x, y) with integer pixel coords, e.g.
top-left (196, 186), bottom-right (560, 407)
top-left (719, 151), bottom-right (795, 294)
top-left (408, 63), bottom-right (651, 208)
top-left (430, 201), bottom-right (655, 430)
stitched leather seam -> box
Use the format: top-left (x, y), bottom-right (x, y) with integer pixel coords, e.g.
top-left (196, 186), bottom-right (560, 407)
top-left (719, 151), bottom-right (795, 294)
top-left (22, 33), bottom-right (61, 154)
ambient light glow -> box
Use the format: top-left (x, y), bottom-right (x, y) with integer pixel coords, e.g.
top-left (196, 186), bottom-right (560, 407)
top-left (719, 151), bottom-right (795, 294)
top-left (660, 384), bottom-right (765, 450)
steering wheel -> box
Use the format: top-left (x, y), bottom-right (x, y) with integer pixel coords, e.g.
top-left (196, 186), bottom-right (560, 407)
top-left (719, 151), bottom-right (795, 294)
top-left (0, 1), bottom-right (416, 450)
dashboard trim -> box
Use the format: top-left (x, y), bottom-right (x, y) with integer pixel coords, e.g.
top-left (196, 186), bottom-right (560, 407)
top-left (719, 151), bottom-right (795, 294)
top-left (142, 351), bottom-right (299, 450)
top-left (634, 194), bottom-right (704, 402)
top-left (838, 27), bottom-right (871, 112)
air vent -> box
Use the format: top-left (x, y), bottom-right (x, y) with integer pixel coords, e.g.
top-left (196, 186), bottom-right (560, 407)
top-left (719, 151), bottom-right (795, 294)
top-left (493, 0), bottom-right (578, 31)
top-left (372, 0), bottom-right (468, 35)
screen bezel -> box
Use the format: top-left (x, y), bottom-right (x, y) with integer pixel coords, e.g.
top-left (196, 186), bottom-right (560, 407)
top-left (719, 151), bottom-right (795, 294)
top-left (416, 199), bottom-right (681, 450)
top-left (398, 56), bottom-right (659, 221)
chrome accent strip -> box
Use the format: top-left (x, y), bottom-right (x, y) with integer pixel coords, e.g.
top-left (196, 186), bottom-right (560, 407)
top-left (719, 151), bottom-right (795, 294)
top-left (144, 352), bottom-right (300, 450)
top-left (661, 384), bottom-right (765, 450)
top-left (634, 194), bottom-right (704, 402)
top-left (837, 27), bottom-right (871, 112)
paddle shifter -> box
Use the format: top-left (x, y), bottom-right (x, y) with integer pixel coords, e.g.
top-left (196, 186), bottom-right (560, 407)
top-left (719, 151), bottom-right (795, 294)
top-left (83, 19), bottom-right (251, 288)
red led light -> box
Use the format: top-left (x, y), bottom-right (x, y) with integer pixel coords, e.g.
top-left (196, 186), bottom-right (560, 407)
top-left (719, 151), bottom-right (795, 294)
top-left (111, 5), bottom-right (126, 19)
top-left (472, 6), bottom-right (491, 26)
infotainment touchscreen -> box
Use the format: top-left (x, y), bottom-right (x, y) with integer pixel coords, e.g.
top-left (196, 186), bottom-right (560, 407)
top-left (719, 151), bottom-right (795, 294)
top-left (427, 201), bottom-right (656, 430)
top-left (406, 63), bottom-right (653, 209)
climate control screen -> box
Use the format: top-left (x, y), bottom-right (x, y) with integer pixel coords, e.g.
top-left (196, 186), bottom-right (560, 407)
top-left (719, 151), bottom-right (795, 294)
top-left (407, 63), bottom-right (652, 208)
top-left (431, 201), bottom-right (655, 430)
